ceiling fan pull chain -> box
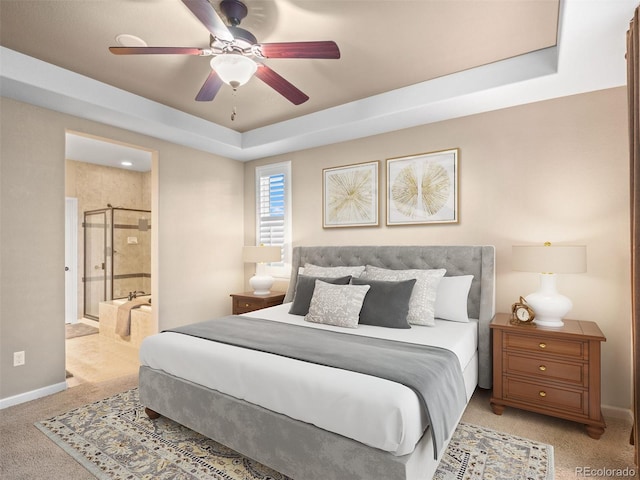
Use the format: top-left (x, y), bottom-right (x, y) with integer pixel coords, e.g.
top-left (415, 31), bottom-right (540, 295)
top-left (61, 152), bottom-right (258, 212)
top-left (231, 89), bottom-right (238, 121)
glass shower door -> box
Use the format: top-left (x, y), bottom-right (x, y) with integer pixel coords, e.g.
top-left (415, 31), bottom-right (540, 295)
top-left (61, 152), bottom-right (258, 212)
top-left (83, 210), bottom-right (108, 319)
top-left (112, 208), bottom-right (151, 300)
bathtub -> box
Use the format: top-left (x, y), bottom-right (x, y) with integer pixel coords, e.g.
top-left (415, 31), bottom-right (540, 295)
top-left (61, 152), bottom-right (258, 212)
top-left (98, 296), bottom-right (155, 348)
top-left (112, 296), bottom-right (152, 312)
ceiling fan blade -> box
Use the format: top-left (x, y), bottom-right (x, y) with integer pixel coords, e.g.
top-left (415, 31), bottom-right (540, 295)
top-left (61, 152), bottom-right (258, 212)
top-left (255, 64), bottom-right (309, 105)
top-left (195, 70), bottom-right (224, 101)
top-left (109, 47), bottom-right (205, 55)
top-left (256, 41), bottom-right (340, 59)
top-left (182, 0), bottom-right (234, 42)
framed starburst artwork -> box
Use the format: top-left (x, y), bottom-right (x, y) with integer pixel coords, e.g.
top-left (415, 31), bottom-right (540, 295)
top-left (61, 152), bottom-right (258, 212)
top-left (386, 149), bottom-right (459, 225)
top-left (323, 161), bottom-right (379, 228)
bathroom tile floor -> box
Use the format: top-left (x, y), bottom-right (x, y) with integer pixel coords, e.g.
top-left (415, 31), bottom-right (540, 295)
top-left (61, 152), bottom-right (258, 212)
top-left (66, 320), bottom-right (140, 387)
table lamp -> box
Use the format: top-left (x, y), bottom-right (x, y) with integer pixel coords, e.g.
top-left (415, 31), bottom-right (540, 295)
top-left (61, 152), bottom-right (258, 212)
top-left (511, 242), bottom-right (587, 327)
top-left (243, 245), bottom-right (282, 295)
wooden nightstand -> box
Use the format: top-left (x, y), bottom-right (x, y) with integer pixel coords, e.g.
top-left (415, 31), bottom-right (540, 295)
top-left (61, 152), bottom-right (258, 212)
top-left (490, 312), bottom-right (606, 439)
top-left (231, 291), bottom-right (285, 315)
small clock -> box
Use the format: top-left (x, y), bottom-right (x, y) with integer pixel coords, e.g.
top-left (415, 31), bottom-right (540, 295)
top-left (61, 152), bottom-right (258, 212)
top-left (511, 296), bottom-right (535, 324)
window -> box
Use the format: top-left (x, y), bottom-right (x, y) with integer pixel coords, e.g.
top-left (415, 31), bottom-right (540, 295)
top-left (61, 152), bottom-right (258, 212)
top-left (255, 161), bottom-right (291, 277)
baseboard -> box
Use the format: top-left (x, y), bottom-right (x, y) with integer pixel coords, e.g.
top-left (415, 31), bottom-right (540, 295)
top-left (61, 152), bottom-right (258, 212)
top-left (0, 381), bottom-right (67, 409)
top-left (602, 403), bottom-right (633, 422)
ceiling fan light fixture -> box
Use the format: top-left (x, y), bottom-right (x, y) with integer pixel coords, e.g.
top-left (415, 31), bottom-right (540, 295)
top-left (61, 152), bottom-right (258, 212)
top-left (210, 54), bottom-right (257, 89)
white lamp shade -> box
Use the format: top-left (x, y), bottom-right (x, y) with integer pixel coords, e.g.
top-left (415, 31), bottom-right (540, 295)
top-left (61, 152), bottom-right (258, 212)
top-left (243, 246), bottom-right (282, 264)
top-left (210, 54), bottom-right (257, 88)
top-left (512, 244), bottom-right (586, 274)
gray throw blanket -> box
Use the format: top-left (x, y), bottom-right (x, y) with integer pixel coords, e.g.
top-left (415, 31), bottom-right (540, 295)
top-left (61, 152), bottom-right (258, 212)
top-left (167, 315), bottom-right (466, 459)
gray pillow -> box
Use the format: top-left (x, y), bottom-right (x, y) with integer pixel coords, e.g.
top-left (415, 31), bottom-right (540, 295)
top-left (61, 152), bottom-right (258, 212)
top-left (302, 264), bottom-right (365, 278)
top-left (288, 275), bottom-right (352, 316)
top-left (361, 265), bottom-right (446, 326)
top-left (351, 278), bottom-right (416, 329)
top-left (305, 281), bottom-right (370, 329)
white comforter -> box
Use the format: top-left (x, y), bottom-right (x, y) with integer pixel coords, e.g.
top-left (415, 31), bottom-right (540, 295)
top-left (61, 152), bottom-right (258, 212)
top-left (139, 303), bottom-right (477, 456)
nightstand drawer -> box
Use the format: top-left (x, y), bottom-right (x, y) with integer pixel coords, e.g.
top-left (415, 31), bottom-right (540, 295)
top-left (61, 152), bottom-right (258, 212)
top-left (504, 377), bottom-right (588, 416)
top-left (504, 332), bottom-right (585, 358)
top-left (504, 353), bottom-right (587, 386)
top-left (233, 298), bottom-right (261, 314)
top-left (230, 292), bottom-right (286, 315)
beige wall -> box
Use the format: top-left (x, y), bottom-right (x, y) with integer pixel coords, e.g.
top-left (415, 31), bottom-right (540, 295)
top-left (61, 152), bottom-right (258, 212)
top-left (1, 86), bottom-right (631, 411)
top-left (245, 87), bottom-right (631, 410)
top-left (1, 99), bottom-right (66, 400)
top-left (0, 97), bottom-right (245, 401)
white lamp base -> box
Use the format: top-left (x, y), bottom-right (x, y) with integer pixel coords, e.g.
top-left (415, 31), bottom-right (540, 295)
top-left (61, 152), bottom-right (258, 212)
top-left (249, 274), bottom-right (274, 296)
top-left (526, 273), bottom-right (572, 328)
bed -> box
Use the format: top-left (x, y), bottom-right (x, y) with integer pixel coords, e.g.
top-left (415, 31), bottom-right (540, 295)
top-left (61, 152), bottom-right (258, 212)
top-left (138, 245), bottom-right (495, 480)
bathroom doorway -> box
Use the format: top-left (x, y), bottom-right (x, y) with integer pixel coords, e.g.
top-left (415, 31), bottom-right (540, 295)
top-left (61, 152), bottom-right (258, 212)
top-left (65, 131), bottom-right (155, 385)
top-left (65, 132), bottom-right (152, 323)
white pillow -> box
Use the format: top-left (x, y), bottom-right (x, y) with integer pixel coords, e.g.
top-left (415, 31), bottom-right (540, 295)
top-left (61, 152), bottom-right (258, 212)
top-left (305, 280), bottom-right (370, 329)
top-left (303, 263), bottom-right (365, 279)
top-left (361, 265), bottom-right (446, 326)
top-left (435, 275), bottom-right (473, 323)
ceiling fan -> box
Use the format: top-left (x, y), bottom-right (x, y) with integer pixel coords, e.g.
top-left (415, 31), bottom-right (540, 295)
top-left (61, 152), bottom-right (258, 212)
top-left (109, 0), bottom-right (340, 105)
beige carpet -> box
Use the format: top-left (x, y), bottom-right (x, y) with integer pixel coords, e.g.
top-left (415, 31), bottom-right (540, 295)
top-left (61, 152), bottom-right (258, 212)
top-left (466, 389), bottom-right (638, 480)
top-left (0, 374), bottom-right (138, 480)
top-left (1, 376), bottom-right (637, 480)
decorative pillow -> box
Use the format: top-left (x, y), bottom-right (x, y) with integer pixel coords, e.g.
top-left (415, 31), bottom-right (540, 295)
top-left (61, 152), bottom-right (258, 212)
top-left (302, 264), bottom-right (365, 279)
top-left (305, 280), bottom-right (370, 329)
top-left (351, 278), bottom-right (416, 329)
top-left (435, 275), bottom-right (473, 323)
top-left (361, 265), bottom-right (446, 326)
top-left (289, 275), bottom-right (352, 316)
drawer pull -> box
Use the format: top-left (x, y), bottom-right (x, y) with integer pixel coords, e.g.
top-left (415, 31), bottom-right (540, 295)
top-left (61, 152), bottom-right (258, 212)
top-left (244, 303), bottom-right (250, 307)
top-left (539, 365), bottom-right (547, 371)
top-left (539, 391), bottom-right (547, 397)
top-left (539, 342), bottom-right (547, 349)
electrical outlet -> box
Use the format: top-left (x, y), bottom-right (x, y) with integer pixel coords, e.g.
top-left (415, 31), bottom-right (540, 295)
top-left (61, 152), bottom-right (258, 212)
top-left (13, 351), bottom-right (25, 367)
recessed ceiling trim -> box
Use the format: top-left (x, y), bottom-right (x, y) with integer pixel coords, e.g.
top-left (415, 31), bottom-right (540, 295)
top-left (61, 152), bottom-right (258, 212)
top-left (0, 47), bottom-right (244, 158)
top-left (0, 0), bottom-right (634, 162)
top-left (0, 44), bottom-right (557, 162)
top-left (240, 46), bottom-right (559, 157)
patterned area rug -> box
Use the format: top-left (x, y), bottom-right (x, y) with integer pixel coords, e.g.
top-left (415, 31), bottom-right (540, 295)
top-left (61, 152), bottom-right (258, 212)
top-left (35, 389), bottom-right (553, 480)
top-left (434, 422), bottom-right (554, 480)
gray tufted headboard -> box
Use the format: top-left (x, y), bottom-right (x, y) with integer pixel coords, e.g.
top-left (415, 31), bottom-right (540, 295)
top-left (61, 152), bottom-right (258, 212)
top-left (284, 245), bottom-right (495, 389)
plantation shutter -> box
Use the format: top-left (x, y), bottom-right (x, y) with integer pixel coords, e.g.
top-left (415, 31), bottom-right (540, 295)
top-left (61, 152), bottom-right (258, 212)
top-left (255, 162), bottom-right (291, 274)
top-left (258, 172), bottom-right (285, 253)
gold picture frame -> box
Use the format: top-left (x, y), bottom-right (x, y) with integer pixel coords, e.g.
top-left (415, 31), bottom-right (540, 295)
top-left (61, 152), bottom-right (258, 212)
top-left (386, 148), bottom-right (459, 225)
top-left (323, 161), bottom-right (379, 228)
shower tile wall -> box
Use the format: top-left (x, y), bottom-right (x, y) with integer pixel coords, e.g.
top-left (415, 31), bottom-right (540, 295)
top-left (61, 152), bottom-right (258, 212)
top-left (112, 209), bottom-right (151, 299)
top-left (65, 160), bottom-right (151, 320)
